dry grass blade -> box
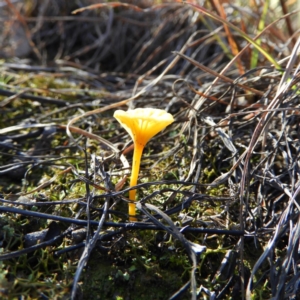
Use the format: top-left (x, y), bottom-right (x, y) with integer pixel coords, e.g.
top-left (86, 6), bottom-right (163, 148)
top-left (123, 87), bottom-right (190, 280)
top-left (72, 2), bottom-right (149, 14)
top-left (136, 202), bottom-right (203, 300)
top-left (246, 190), bottom-right (300, 299)
top-left (212, 0), bottom-right (244, 74)
top-left (240, 36), bottom-right (300, 209)
top-left (174, 51), bottom-right (264, 96)
top-left (71, 155), bottom-right (111, 299)
top-left (186, 1), bottom-right (281, 69)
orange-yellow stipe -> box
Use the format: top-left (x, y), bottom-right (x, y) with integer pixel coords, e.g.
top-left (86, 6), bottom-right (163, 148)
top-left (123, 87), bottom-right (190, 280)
top-left (114, 108), bottom-right (174, 221)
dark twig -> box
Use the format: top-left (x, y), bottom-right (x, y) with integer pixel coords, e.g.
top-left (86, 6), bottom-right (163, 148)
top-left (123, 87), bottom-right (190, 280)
top-left (0, 205), bottom-right (244, 236)
top-left (0, 88), bottom-right (69, 107)
top-left (0, 228), bottom-right (71, 261)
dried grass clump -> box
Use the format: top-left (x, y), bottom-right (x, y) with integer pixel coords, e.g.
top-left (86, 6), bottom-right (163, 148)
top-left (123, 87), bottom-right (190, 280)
top-left (0, 0), bottom-right (214, 74)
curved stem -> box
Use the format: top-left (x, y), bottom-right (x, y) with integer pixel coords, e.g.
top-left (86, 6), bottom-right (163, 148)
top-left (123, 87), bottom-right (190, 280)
top-left (129, 143), bottom-right (144, 221)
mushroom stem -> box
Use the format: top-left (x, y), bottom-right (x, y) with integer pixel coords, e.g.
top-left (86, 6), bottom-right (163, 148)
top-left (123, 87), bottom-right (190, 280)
top-left (129, 143), bottom-right (144, 221)
top-left (113, 108), bottom-right (174, 222)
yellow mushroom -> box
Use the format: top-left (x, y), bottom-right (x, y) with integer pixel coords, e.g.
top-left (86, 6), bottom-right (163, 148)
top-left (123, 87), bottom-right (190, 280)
top-left (113, 108), bottom-right (174, 221)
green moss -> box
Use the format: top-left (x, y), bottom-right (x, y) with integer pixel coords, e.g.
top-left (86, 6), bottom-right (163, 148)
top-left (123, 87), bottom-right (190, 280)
top-left (82, 249), bottom-right (190, 300)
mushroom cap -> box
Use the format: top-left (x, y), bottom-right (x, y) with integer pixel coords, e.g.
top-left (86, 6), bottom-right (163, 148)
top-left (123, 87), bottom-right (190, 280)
top-left (114, 108), bottom-right (174, 147)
